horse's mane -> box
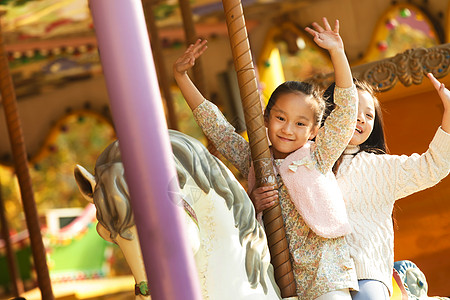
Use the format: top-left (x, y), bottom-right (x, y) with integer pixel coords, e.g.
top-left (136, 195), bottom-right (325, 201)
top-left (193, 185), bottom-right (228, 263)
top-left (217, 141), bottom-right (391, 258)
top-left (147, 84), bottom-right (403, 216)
top-left (169, 130), bottom-right (270, 292)
top-left (93, 130), bottom-right (271, 292)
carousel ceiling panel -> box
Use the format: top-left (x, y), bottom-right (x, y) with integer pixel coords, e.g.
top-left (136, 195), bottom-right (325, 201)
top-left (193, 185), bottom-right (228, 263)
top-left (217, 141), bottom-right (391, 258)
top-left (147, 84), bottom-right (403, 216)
top-left (0, 0), bottom-right (248, 40)
top-left (0, 0), bottom-right (322, 42)
top-left (0, 0), bottom-right (93, 42)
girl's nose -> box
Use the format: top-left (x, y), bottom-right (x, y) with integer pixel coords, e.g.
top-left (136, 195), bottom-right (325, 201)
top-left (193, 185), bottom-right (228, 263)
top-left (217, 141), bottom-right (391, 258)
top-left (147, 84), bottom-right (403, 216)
top-left (357, 111), bottom-right (365, 123)
top-left (282, 122), bottom-right (293, 133)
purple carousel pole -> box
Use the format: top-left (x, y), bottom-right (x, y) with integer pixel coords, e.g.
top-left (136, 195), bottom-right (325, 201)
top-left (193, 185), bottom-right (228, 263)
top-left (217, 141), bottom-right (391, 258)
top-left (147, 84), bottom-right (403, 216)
top-left (88, 1), bottom-right (201, 299)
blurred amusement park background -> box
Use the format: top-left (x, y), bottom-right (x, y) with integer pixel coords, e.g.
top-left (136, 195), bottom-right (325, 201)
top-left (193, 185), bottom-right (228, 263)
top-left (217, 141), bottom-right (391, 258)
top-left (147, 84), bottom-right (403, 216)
top-left (0, 0), bottom-right (449, 298)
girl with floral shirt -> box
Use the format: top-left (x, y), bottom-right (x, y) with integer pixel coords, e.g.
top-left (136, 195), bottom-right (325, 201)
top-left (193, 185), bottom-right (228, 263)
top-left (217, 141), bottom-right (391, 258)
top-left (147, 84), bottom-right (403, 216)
top-left (174, 18), bottom-right (358, 299)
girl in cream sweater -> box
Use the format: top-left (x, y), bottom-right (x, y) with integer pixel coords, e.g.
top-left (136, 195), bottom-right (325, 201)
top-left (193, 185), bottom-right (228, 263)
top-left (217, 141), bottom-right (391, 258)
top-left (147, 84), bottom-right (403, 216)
top-left (321, 74), bottom-right (450, 299)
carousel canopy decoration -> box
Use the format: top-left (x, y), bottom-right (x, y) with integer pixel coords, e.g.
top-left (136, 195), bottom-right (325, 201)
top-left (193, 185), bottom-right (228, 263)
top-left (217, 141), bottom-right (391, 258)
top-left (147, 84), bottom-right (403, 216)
top-left (362, 3), bottom-right (440, 63)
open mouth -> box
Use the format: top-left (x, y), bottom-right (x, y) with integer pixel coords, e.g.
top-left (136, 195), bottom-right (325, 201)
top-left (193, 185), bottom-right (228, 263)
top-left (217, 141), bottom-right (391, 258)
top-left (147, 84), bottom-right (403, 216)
top-left (355, 126), bottom-right (363, 133)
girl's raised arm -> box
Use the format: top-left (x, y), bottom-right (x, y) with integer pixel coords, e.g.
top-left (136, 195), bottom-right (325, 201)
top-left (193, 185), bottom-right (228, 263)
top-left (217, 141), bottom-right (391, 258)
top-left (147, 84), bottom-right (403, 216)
top-left (173, 39), bottom-right (252, 177)
top-left (428, 72), bottom-right (450, 133)
top-left (305, 18), bottom-right (352, 89)
top-left (173, 39), bottom-right (208, 110)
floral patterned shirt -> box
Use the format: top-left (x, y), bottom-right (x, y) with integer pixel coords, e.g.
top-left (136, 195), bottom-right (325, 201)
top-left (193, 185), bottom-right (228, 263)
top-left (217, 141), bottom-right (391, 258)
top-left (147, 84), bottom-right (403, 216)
top-left (193, 85), bottom-right (358, 298)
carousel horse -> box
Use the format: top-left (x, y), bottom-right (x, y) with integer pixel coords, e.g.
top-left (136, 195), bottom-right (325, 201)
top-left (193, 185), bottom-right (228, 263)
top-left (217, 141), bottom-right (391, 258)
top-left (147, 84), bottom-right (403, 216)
top-left (74, 130), bottom-right (283, 300)
top-left (393, 260), bottom-right (450, 300)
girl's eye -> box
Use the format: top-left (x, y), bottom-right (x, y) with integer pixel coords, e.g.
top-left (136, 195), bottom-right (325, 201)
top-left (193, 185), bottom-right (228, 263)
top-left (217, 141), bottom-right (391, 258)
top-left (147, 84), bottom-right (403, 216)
top-left (296, 122), bottom-right (305, 126)
top-left (366, 114), bottom-right (374, 120)
top-left (276, 116), bottom-right (285, 121)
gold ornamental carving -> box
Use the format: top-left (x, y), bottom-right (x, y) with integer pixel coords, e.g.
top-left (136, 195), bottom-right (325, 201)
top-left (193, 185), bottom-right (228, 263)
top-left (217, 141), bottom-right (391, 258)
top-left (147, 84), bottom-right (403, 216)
top-left (312, 43), bottom-right (450, 92)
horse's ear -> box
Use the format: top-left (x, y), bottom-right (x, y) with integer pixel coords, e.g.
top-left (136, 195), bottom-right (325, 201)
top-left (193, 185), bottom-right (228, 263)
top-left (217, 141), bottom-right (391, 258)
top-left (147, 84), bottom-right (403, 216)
top-left (74, 164), bottom-right (96, 203)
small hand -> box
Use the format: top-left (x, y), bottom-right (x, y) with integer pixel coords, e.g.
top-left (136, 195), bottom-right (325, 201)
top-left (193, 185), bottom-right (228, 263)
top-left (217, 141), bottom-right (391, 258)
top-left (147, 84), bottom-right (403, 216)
top-left (427, 72), bottom-right (450, 110)
top-left (305, 17), bottom-right (343, 52)
top-left (249, 186), bottom-right (278, 214)
top-left (173, 39), bottom-right (208, 76)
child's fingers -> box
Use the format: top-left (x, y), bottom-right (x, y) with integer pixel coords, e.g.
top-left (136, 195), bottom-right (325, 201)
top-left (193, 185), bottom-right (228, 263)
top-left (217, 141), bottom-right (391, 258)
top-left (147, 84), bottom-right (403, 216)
top-left (193, 39), bottom-right (208, 51)
top-left (266, 193), bottom-right (278, 202)
top-left (322, 17), bottom-right (332, 31)
top-left (255, 199), bottom-right (276, 211)
top-left (311, 21), bottom-right (325, 33)
top-left (256, 185), bottom-right (276, 192)
top-left (427, 73), bottom-right (450, 106)
top-left (252, 189), bottom-right (277, 202)
top-left (304, 27), bottom-right (317, 37)
top-left (260, 200), bottom-right (277, 211)
top-left (258, 188), bottom-right (277, 198)
top-left (196, 45), bottom-right (208, 57)
top-left (193, 41), bottom-right (208, 58)
top-left (334, 19), bottom-right (340, 33)
top-left (186, 40), bottom-right (202, 55)
top-left (186, 43), bottom-right (195, 53)
top-left (191, 39), bottom-right (203, 49)
top-left (427, 73), bottom-right (442, 91)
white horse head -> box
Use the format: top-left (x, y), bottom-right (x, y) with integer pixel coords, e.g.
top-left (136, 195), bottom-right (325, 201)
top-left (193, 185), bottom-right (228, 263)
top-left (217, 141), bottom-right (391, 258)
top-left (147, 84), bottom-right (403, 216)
top-left (74, 130), bottom-right (281, 300)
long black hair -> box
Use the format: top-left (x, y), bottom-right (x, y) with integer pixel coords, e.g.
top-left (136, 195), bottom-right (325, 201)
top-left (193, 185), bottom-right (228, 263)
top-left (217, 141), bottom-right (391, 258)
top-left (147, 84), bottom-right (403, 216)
top-left (323, 78), bottom-right (388, 174)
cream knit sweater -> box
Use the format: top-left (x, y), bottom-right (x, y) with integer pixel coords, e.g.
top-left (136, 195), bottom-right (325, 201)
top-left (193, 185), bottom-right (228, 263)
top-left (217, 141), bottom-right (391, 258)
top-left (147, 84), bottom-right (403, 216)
top-left (335, 127), bottom-right (450, 295)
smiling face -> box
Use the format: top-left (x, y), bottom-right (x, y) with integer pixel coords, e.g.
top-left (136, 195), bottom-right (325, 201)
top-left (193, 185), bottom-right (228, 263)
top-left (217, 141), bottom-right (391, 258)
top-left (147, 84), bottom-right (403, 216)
top-left (265, 92), bottom-right (319, 159)
top-left (349, 90), bottom-right (375, 146)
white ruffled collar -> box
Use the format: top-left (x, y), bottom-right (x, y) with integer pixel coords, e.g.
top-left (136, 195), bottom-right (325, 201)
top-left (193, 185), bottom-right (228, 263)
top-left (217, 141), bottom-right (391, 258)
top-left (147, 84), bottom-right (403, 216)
top-left (344, 144), bottom-right (360, 155)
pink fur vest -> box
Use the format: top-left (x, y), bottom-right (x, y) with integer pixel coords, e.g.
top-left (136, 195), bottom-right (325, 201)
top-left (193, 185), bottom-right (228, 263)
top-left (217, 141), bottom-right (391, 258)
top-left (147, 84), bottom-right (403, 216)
top-left (248, 142), bottom-right (351, 238)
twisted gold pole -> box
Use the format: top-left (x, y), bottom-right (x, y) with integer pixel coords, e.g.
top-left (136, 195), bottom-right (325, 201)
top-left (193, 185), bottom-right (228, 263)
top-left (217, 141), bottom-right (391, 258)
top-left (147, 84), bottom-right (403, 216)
top-left (221, 0), bottom-right (296, 296)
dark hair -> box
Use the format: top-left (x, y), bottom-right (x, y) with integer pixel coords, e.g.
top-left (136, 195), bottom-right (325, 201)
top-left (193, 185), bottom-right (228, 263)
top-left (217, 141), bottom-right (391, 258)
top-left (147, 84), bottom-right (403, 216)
top-left (264, 81), bottom-right (325, 127)
top-left (323, 78), bottom-right (388, 173)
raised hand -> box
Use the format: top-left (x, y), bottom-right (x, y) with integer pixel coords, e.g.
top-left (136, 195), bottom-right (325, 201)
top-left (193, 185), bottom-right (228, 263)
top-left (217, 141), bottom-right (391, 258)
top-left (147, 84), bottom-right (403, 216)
top-left (305, 17), bottom-right (351, 88)
top-left (428, 72), bottom-right (450, 110)
top-left (305, 17), bottom-right (343, 53)
top-left (428, 72), bottom-right (450, 133)
top-left (249, 186), bottom-right (278, 214)
top-left (173, 39), bottom-right (208, 76)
